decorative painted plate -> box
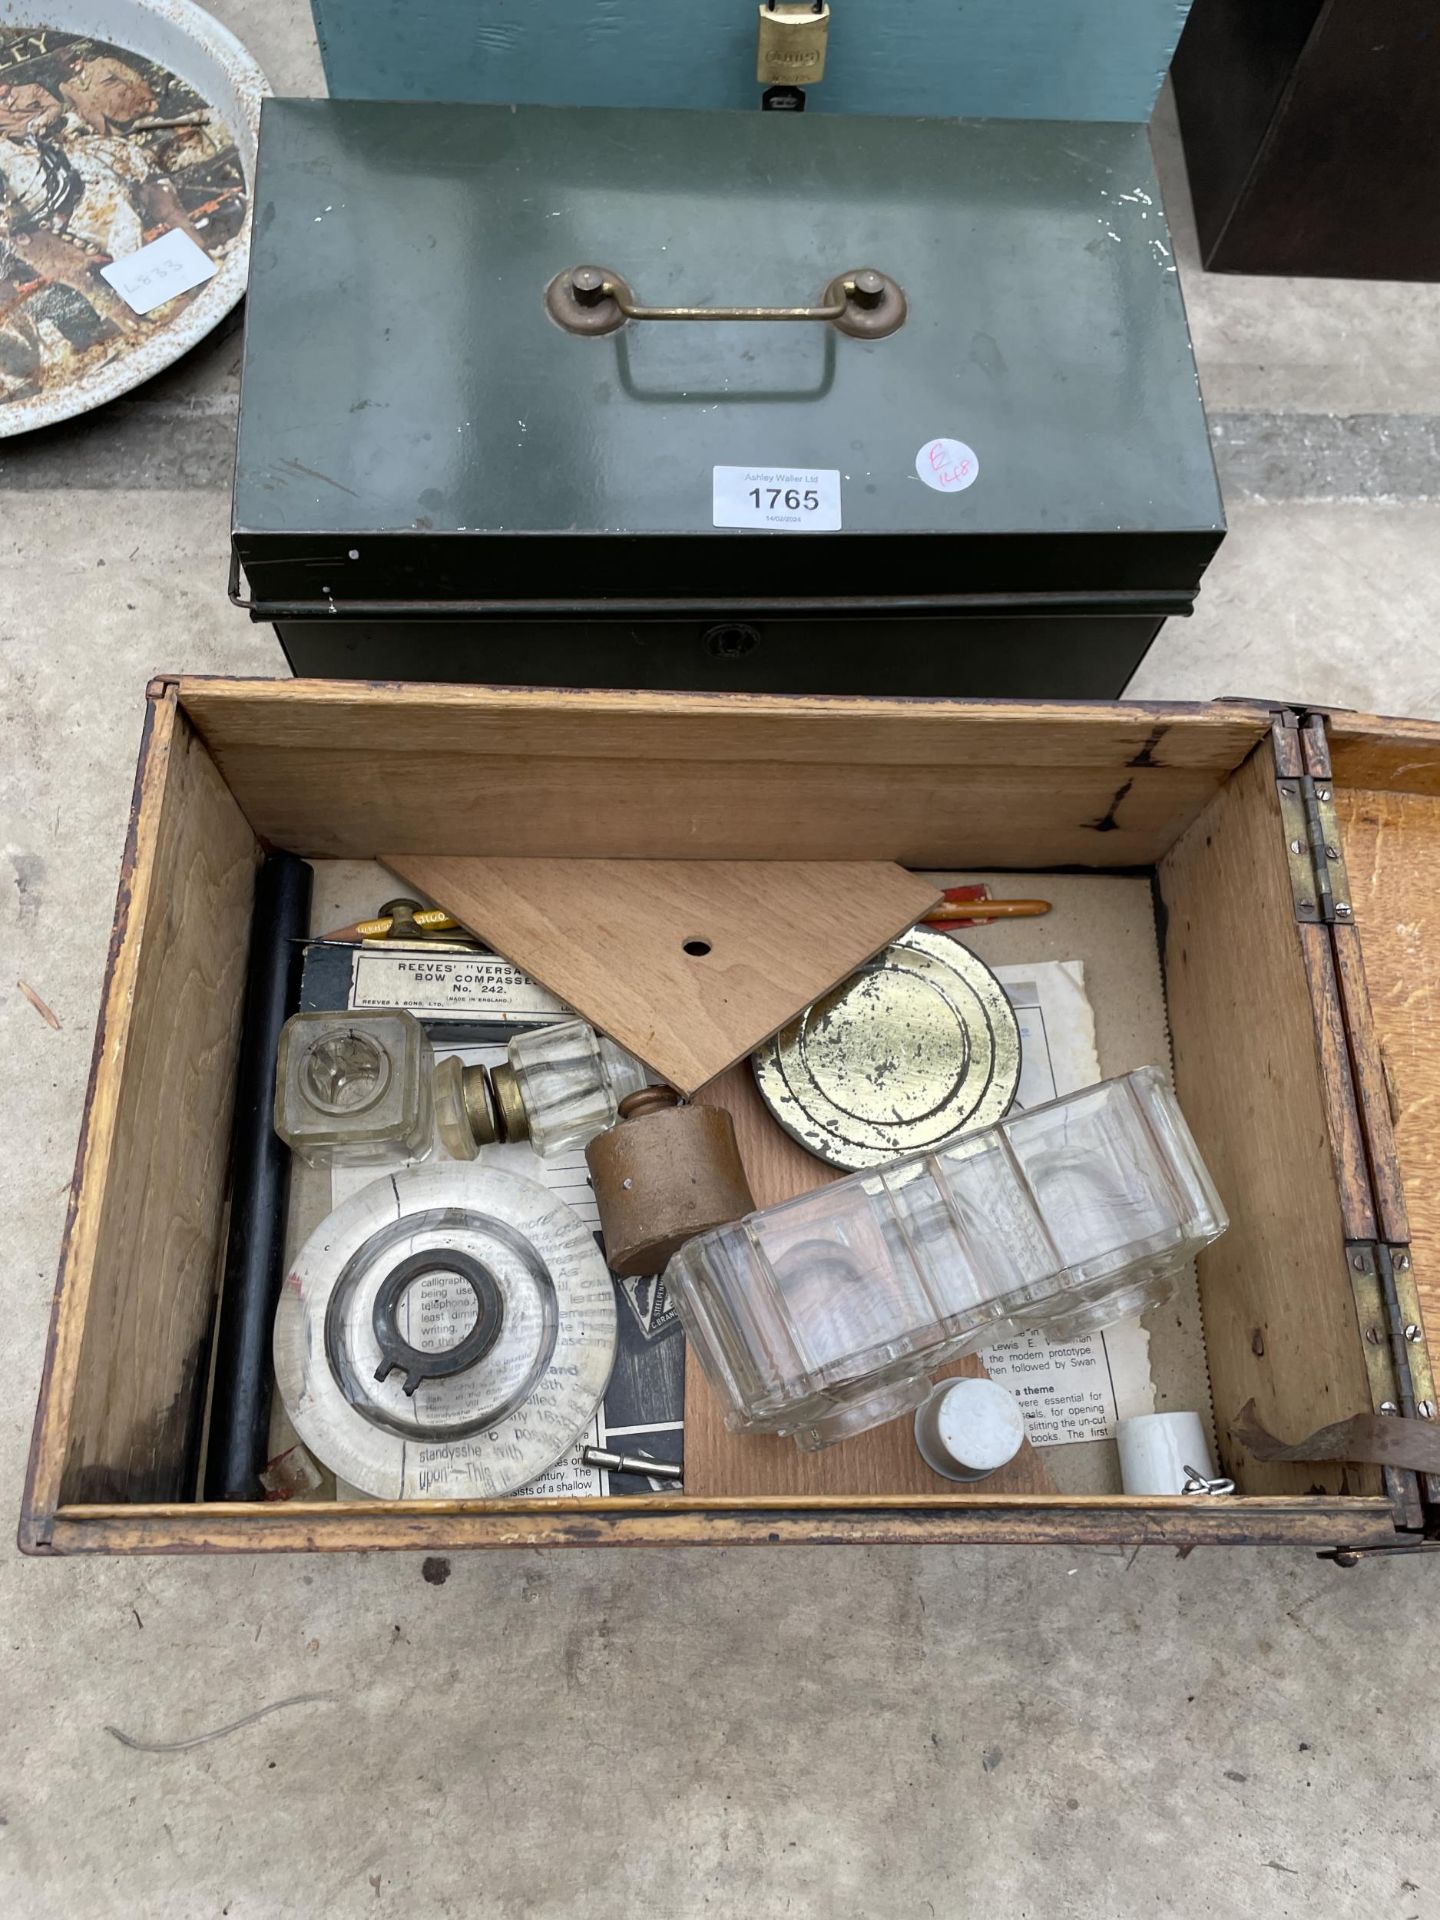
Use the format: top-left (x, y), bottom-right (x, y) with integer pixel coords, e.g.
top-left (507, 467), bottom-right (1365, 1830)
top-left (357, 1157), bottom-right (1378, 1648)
top-left (0, 0), bottom-right (265, 435)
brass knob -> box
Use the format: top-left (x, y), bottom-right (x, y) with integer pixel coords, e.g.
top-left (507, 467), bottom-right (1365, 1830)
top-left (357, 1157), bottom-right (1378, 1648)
top-left (847, 269), bottom-right (886, 310)
top-left (569, 265), bottom-right (609, 308)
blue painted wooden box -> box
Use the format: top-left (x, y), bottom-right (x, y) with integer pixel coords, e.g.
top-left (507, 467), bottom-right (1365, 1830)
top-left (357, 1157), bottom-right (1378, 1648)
top-left (310, 0), bottom-right (1192, 123)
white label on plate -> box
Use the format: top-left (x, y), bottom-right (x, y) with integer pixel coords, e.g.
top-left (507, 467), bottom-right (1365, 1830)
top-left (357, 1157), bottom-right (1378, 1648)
top-left (916, 437), bottom-right (980, 493)
top-left (100, 229), bottom-right (216, 315)
top-left (712, 466), bottom-right (841, 532)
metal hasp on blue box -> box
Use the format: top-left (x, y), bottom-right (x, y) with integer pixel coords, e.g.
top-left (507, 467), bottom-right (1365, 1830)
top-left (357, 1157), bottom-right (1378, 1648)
top-left (232, 101), bottom-right (1224, 697)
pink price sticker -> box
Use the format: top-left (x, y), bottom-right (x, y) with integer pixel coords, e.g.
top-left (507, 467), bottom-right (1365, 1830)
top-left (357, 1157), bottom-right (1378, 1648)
top-left (916, 437), bottom-right (980, 494)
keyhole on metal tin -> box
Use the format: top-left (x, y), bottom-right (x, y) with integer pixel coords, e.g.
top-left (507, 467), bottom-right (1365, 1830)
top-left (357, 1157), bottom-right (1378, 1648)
top-left (704, 622), bottom-right (760, 658)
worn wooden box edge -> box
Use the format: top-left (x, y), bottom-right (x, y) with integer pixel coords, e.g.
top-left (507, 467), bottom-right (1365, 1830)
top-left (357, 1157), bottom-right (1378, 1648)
top-left (20, 680), bottom-right (1439, 1558)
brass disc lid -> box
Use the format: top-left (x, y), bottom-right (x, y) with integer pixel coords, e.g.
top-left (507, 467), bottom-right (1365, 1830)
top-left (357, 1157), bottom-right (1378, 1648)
top-left (752, 926), bottom-right (1021, 1170)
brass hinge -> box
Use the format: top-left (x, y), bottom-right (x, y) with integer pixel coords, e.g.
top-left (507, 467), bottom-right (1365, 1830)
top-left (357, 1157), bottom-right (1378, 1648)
top-left (1389, 1244), bottom-right (1440, 1509)
top-left (1277, 772), bottom-right (1355, 925)
top-left (1347, 1241), bottom-right (1438, 1525)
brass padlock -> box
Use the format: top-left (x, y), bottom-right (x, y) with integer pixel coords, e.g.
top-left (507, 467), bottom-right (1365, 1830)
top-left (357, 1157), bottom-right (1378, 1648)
top-left (756, 1), bottom-right (830, 87)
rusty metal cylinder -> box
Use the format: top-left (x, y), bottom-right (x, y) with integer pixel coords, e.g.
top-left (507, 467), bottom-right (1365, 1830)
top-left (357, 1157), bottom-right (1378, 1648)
top-left (585, 1088), bottom-right (755, 1278)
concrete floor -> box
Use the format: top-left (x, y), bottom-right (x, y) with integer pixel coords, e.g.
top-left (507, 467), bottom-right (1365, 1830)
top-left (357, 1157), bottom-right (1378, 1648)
top-left (3, 10), bottom-right (1440, 1915)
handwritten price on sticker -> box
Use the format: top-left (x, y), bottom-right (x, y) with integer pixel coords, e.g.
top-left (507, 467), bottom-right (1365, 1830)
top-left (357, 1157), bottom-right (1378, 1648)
top-left (928, 444), bottom-right (971, 487)
top-left (916, 437), bottom-right (980, 495)
top-left (126, 260), bottom-right (189, 297)
top-left (100, 228), bottom-right (217, 316)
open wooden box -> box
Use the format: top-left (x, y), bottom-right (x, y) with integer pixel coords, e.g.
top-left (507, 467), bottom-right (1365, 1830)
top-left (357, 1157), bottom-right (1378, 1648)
top-left (21, 680), bottom-right (1440, 1558)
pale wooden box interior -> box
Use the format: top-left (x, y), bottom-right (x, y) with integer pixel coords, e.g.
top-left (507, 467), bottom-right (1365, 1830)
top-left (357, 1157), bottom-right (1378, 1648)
top-left (24, 680), bottom-right (1440, 1555)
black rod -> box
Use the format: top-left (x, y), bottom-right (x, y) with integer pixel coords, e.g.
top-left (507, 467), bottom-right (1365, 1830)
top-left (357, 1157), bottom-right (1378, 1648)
top-left (204, 851), bottom-right (313, 1500)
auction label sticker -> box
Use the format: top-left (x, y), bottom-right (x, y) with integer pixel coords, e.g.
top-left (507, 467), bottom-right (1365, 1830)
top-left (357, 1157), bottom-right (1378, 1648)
top-left (916, 438), bottom-right (979, 493)
top-left (101, 229), bottom-right (217, 316)
top-left (713, 466), bottom-right (841, 531)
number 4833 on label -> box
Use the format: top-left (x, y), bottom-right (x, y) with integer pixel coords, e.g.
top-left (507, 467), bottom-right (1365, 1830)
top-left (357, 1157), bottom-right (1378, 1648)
top-left (712, 466), bottom-right (842, 532)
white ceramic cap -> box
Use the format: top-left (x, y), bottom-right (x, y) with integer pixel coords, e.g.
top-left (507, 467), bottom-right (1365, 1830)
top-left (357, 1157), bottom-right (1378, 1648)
top-left (1116, 1411), bottom-right (1217, 1495)
top-left (914, 1378), bottom-right (1026, 1482)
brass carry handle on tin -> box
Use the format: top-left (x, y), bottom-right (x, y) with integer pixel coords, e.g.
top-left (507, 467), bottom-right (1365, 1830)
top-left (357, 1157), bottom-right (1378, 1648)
top-left (544, 263), bottom-right (907, 339)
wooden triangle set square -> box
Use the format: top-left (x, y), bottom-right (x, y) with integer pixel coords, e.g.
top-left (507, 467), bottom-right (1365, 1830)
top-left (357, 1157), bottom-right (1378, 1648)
top-left (384, 856), bottom-right (940, 1095)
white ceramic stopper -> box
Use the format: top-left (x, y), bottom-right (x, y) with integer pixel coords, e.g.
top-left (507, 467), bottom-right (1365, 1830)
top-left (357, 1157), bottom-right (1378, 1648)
top-left (1116, 1411), bottom-right (1217, 1495)
top-left (914, 1378), bottom-right (1026, 1482)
